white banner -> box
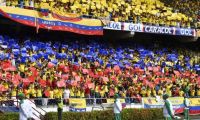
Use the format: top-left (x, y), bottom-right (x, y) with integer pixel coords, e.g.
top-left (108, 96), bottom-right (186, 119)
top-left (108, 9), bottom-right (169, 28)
top-left (103, 21), bottom-right (121, 30)
top-left (123, 23), bottom-right (143, 32)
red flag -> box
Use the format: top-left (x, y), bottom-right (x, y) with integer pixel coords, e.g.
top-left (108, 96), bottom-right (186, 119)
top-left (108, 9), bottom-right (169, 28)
top-left (29, 67), bottom-right (38, 77)
top-left (57, 80), bottom-right (66, 87)
top-left (12, 74), bottom-right (21, 86)
top-left (73, 65), bottom-right (79, 71)
top-left (4, 66), bottom-right (16, 71)
top-left (28, 75), bottom-right (35, 83)
top-left (72, 72), bottom-right (77, 76)
top-left (109, 89), bottom-right (115, 96)
top-left (58, 64), bottom-right (65, 69)
top-left (44, 90), bottom-right (50, 97)
top-left (82, 69), bottom-right (89, 74)
top-left (138, 69), bottom-right (144, 74)
top-left (165, 78), bottom-right (171, 83)
top-left (98, 71), bottom-right (104, 76)
top-left (94, 62), bottom-right (99, 67)
top-left (1, 60), bottom-right (12, 70)
top-left (63, 66), bottom-right (70, 73)
top-left (102, 77), bottom-right (109, 82)
top-left (29, 66), bottom-right (36, 71)
top-left (183, 71), bottom-right (190, 77)
top-left (174, 70), bottom-right (181, 77)
top-left (125, 65), bottom-right (131, 69)
top-left (111, 76), bottom-right (117, 81)
top-left (87, 83), bottom-right (94, 89)
top-left (75, 76), bottom-right (81, 81)
top-left (61, 74), bottom-right (69, 80)
top-left (89, 71), bottom-right (94, 77)
top-left (0, 85), bottom-right (7, 92)
top-left (154, 78), bottom-right (160, 84)
top-left (12, 79), bottom-right (20, 86)
top-left (71, 81), bottom-right (77, 86)
top-left (39, 79), bottom-right (46, 87)
top-left (114, 65), bottom-right (120, 72)
top-left (155, 72), bottom-right (162, 76)
top-left (148, 67), bottom-right (153, 71)
top-left (143, 79), bottom-right (149, 85)
top-left (47, 62), bottom-right (55, 68)
top-left (153, 67), bottom-right (159, 73)
top-left (148, 82), bottom-right (154, 88)
top-left (6, 72), bottom-right (12, 80)
top-left (22, 78), bottom-right (30, 86)
top-left (55, 74), bottom-right (61, 78)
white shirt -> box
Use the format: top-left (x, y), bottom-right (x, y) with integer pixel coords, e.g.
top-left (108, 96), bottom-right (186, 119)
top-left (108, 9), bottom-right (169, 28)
top-left (113, 99), bottom-right (122, 114)
top-left (163, 99), bottom-right (174, 118)
top-left (184, 98), bottom-right (190, 107)
top-left (29, 99), bottom-right (39, 120)
top-left (64, 89), bottom-right (70, 99)
top-left (30, 0), bottom-right (34, 8)
top-left (11, 59), bottom-right (15, 67)
top-left (19, 99), bottom-right (33, 120)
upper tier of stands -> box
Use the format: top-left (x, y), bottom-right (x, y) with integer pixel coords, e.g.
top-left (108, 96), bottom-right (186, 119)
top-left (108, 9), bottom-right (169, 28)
top-left (0, 0), bottom-right (199, 28)
top-left (161, 0), bottom-right (200, 28)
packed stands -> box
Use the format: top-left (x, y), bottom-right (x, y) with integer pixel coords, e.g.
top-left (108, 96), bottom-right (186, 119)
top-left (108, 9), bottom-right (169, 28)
top-left (1, 0), bottom-right (198, 28)
top-left (161, 0), bottom-right (200, 28)
top-left (0, 34), bottom-right (199, 102)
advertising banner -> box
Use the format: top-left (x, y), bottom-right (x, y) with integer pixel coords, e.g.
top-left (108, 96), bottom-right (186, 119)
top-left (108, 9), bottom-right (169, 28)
top-left (123, 23), bottom-right (143, 32)
top-left (108, 22), bottom-right (196, 37)
top-left (189, 98), bottom-right (200, 115)
top-left (104, 21), bottom-right (122, 30)
top-left (143, 97), bottom-right (184, 114)
top-left (143, 25), bottom-right (175, 35)
top-left (69, 98), bottom-right (86, 112)
top-left (107, 99), bottom-right (125, 103)
top-left (175, 28), bottom-right (196, 36)
top-left (107, 98), bottom-right (126, 108)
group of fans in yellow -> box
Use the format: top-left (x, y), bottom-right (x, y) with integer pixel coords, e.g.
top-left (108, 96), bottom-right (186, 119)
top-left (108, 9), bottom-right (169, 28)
top-left (0, 34), bottom-right (199, 103)
top-left (1, 0), bottom-right (199, 28)
top-left (0, 0), bottom-right (199, 102)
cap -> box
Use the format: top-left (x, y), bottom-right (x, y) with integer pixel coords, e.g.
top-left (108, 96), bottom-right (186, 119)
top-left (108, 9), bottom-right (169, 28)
top-left (163, 94), bottom-right (169, 100)
top-left (18, 93), bottom-right (25, 99)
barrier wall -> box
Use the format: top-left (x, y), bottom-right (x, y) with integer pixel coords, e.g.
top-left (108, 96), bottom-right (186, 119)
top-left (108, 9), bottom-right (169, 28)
top-left (1, 97), bottom-right (200, 115)
top-left (104, 21), bottom-right (197, 37)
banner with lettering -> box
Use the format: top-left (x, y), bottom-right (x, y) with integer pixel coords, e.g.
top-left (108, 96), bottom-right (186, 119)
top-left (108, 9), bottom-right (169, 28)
top-left (104, 22), bottom-right (196, 37)
top-left (107, 98), bottom-right (126, 108)
top-left (143, 97), bottom-right (184, 114)
top-left (104, 21), bottom-right (122, 30)
top-left (69, 98), bottom-right (86, 112)
top-left (0, 6), bottom-right (103, 35)
top-left (189, 98), bottom-right (200, 115)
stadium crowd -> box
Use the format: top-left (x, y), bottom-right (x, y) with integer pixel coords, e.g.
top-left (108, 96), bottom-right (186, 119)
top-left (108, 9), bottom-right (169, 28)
top-left (161, 0), bottom-right (200, 28)
top-left (0, 35), bottom-right (199, 102)
top-left (0, 0), bottom-right (199, 28)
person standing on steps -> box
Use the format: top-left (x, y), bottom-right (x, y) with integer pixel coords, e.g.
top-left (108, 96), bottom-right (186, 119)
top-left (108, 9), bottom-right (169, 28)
top-left (18, 93), bottom-right (33, 120)
top-left (113, 94), bottom-right (122, 120)
top-left (163, 94), bottom-right (175, 120)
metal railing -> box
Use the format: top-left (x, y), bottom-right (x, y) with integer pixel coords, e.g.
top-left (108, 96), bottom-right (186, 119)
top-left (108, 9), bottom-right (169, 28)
top-left (0, 97), bottom-right (47, 120)
top-left (0, 97), bottom-right (142, 107)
